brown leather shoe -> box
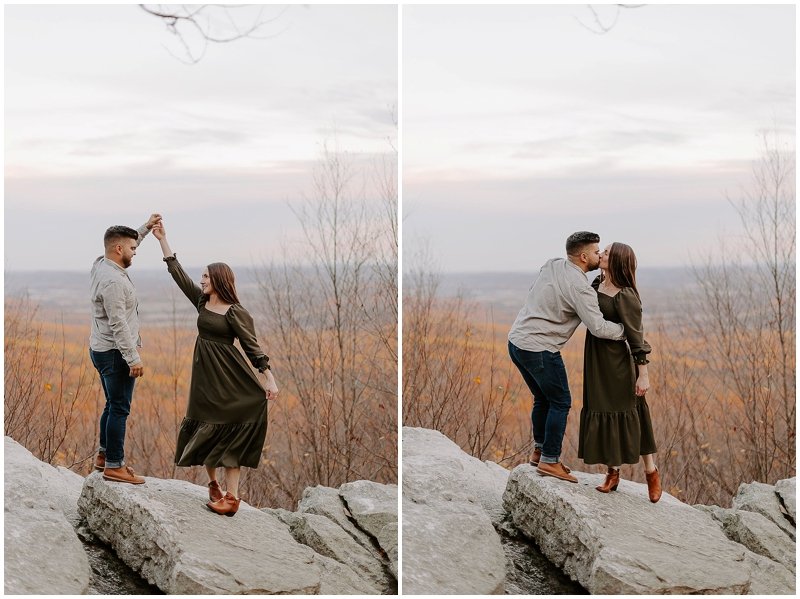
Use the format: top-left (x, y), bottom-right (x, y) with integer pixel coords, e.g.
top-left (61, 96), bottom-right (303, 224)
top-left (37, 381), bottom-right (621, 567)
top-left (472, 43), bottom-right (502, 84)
top-left (208, 480), bottom-right (223, 502)
top-left (529, 448), bottom-right (541, 466)
top-left (94, 453), bottom-right (105, 471)
top-left (646, 468), bottom-right (662, 503)
top-left (596, 468), bottom-right (620, 493)
top-left (207, 492), bottom-right (240, 517)
top-left (103, 465), bottom-right (145, 485)
top-left (536, 461), bottom-right (578, 483)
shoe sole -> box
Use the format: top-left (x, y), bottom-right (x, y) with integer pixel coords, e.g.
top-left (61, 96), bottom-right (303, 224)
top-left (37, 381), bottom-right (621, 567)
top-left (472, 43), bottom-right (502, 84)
top-left (206, 503), bottom-right (238, 517)
top-left (536, 467), bottom-right (578, 483)
top-left (103, 474), bottom-right (145, 484)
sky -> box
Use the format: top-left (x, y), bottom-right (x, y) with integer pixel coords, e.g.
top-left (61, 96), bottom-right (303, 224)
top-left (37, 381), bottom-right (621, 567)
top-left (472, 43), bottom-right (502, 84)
top-left (403, 4), bottom-right (795, 271)
top-left (4, 4), bottom-right (397, 271)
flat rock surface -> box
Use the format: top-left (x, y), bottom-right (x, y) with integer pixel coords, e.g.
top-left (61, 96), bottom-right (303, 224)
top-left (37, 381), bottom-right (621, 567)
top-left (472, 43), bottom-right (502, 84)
top-left (78, 472), bottom-right (371, 594)
top-left (4, 436), bottom-right (90, 595)
top-left (733, 481), bottom-right (795, 540)
top-left (503, 465), bottom-right (794, 595)
top-left (402, 427), bottom-right (507, 594)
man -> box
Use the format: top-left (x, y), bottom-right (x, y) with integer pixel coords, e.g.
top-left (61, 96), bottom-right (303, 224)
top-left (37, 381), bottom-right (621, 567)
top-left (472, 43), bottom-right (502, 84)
top-left (508, 231), bottom-right (624, 483)
top-left (89, 214), bottom-right (161, 484)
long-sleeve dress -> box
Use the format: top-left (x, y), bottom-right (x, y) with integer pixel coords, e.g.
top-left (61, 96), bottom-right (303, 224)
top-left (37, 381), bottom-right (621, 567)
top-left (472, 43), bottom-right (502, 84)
top-left (578, 277), bottom-right (656, 466)
top-left (165, 256), bottom-right (270, 469)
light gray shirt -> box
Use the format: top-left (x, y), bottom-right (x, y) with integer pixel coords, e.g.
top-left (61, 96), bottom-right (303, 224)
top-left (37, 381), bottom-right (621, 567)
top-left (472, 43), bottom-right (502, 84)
top-left (89, 224), bottom-right (149, 366)
top-left (508, 257), bottom-right (625, 352)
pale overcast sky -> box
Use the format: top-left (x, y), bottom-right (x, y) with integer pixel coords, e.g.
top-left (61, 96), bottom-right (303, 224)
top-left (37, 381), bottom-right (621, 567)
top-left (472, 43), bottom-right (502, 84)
top-left (5, 4), bottom-right (397, 271)
top-left (403, 4), bottom-right (795, 271)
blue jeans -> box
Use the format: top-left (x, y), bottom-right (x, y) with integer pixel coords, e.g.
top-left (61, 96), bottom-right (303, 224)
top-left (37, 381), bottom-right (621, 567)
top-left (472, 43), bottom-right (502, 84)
top-left (89, 349), bottom-right (136, 469)
top-left (508, 341), bottom-right (572, 463)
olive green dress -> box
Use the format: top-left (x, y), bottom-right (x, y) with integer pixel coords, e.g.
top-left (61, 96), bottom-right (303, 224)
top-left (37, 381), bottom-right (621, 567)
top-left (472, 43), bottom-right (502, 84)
top-left (165, 256), bottom-right (270, 469)
top-left (578, 277), bottom-right (656, 466)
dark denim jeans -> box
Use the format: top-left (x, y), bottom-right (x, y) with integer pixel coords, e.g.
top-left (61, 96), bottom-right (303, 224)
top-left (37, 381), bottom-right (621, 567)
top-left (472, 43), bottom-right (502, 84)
top-left (89, 348), bottom-right (136, 469)
top-left (508, 341), bottom-right (572, 463)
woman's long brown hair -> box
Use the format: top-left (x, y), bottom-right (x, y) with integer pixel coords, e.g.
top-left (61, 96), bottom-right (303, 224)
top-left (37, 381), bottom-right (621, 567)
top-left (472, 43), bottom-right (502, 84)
top-left (604, 242), bottom-right (639, 298)
top-left (207, 262), bottom-right (240, 305)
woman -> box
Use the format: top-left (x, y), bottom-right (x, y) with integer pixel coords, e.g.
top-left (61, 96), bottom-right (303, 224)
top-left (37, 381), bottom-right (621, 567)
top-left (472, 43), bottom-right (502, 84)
top-left (577, 242), bottom-right (662, 503)
top-left (152, 223), bottom-right (279, 516)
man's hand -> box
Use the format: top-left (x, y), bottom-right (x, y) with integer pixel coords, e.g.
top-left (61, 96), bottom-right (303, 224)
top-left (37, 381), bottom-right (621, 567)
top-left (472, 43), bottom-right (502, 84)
top-left (129, 363), bottom-right (144, 378)
top-left (146, 214), bottom-right (162, 230)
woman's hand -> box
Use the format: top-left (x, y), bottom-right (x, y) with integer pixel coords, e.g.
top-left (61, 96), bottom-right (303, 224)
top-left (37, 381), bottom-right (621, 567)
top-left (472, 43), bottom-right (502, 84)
top-left (264, 370), bottom-right (279, 400)
top-left (635, 374), bottom-right (650, 396)
top-left (152, 222), bottom-right (166, 241)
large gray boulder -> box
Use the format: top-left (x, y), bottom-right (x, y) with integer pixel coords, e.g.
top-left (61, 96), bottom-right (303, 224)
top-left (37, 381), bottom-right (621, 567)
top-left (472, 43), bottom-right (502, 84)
top-left (774, 477), bottom-right (796, 525)
top-left (402, 427), bottom-right (509, 524)
top-left (266, 508), bottom-right (392, 593)
top-left (339, 481), bottom-right (398, 577)
top-left (403, 497), bottom-right (506, 595)
top-left (503, 465), bottom-right (795, 595)
top-left (298, 485), bottom-right (386, 563)
top-left (733, 481), bottom-right (795, 540)
top-left (698, 505), bottom-right (795, 573)
top-left (402, 427), bottom-right (507, 594)
top-left (78, 472), bottom-right (376, 594)
top-left (4, 437), bottom-right (90, 594)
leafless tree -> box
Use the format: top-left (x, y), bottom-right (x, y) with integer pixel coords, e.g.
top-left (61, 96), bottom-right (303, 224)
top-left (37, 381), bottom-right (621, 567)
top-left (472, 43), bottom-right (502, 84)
top-left (689, 131), bottom-right (796, 486)
top-left (576, 4), bottom-right (645, 35)
top-left (402, 259), bottom-right (529, 465)
top-left (249, 138), bottom-right (397, 507)
top-left (140, 4), bottom-right (292, 63)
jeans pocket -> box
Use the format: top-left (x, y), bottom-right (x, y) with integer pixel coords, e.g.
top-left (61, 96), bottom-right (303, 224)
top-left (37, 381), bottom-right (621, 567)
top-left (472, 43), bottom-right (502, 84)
top-left (527, 352), bottom-right (545, 374)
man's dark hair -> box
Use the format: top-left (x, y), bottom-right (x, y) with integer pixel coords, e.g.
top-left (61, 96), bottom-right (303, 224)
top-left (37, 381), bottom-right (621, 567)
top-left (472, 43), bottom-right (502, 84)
top-left (565, 231), bottom-right (600, 256)
top-left (104, 226), bottom-right (139, 249)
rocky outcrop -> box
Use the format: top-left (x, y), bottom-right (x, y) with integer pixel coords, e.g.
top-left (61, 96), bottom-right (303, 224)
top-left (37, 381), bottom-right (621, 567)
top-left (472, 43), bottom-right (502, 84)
top-left (504, 464), bottom-right (795, 595)
top-left (402, 427), bottom-right (507, 595)
top-left (733, 480), bottom-right (796, 540)
top-left (340, 481), bottom-right (398, 578)
top-left (78, 472), bottom-right (393, 594)
top-left (402, 426), bottom-right (509, 525)
top-left (266, 481), bottom-right (398, 594)
top-left (775, 477), bottom-right (796, 524)
top-left (698, 505), bottom-right (795, 573)
top-left (297, 483), bottom-right (398, 586)
top-left (4, 437), bottom-right (91, 595)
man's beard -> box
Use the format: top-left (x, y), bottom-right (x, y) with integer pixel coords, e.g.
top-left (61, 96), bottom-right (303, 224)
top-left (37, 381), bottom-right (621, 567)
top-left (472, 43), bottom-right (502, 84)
top-left (122, 256), bottom-right (132, 268)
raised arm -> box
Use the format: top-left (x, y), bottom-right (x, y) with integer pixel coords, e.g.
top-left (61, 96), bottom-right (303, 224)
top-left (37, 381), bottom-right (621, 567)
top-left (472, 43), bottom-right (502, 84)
top-left (152, 223), bottom-right (203, 308)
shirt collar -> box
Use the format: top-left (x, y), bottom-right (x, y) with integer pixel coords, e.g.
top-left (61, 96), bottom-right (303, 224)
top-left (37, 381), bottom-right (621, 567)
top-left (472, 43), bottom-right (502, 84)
top-left (102, 257), bottom-right (128, 275)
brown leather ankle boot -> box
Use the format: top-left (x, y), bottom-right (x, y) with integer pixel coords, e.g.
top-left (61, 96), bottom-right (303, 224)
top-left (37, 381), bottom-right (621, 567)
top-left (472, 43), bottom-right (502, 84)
top-left (646, 468), bottom-right (662, 503)
top-left (596, 468), bottom-right (620, 493)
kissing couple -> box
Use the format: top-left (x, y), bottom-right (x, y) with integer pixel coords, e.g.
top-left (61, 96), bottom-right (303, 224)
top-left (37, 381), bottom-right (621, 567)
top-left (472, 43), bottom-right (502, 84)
top-left (508, 231), bottom-right (661, 503)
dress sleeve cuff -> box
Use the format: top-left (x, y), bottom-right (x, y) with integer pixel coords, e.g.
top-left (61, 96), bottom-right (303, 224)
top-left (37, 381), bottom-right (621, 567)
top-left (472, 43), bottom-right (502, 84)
top-left (256, 356), bottom-right (270, 372)
top-left (163, 254), bottom-right (177, 262)
top-left (633, 354), bottom-right (650, 365)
